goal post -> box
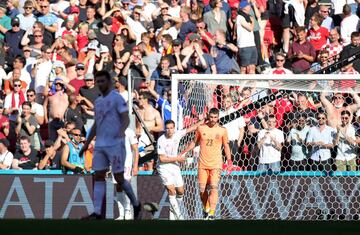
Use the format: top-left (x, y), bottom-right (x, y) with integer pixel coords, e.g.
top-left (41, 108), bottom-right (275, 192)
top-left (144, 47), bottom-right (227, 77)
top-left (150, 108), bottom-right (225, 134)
top-left (170, 74), bottom-right (360, 220)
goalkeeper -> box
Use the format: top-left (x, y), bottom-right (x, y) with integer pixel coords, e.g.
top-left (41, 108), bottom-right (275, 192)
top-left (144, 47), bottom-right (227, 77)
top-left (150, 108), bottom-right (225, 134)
top-left (180, 108), bottom-right (232, 220)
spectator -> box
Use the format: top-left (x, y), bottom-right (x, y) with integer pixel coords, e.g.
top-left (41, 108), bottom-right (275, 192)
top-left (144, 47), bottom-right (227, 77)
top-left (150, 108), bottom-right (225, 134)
top-left (38, 139), bottom-right (62, 170)
top-left (6, 0), bottom-right (19, 19)
top-left (178, 6), bottom-right (197, 42)
top-left (0, 4), bottom-right (12, 42)
top-left (306, 112), bottom-right (336, 172)
top-left (31, 45), bottom-right (53, 103)
top-left (4, 56), bottom-right (31, 92)
top-left (36, 0), bottom-right (58, 44)
top-left (182, 40), bottom-right (215, 74)
top-left (136, 91), bottom-right (164, 171)
top-left (3, 79), bottom-right (26, 116)
top-left (340, 31), bottom-right (360, 73)
top-left (309, 49), bottom-right (331, 74)
top-left (220, 94), bottom-right (246, 166)
top-left (265, 52), bottom-right (293, 74)
top-left (43, 78), bottom-right (69, 141)
top-left (236, 1), bottom-right (257, 74)
top-left (307, 12), bottom-right (329, 52)
top-left (95, 45), bottom-right (113, 72)
top-left (61, 127), bottom-right (86, 174)
top-left (85, 6), bottom-right (100, 30)
top-left (203, 0), bottom-right (227, 35)
top-left (4, 17), bottom-right (26, 67)
top-left (334, 110), bottom-right (357, 171)
top-left (321, 27), bottom-right (343, 63)
top-left (257, 114), bottom-right (284, 172)
top-left (320, 92), bottom-right (360, 128)
top-left (319, 4), bottom-right (334, 31)
top-left (0, 103), bottom-right (10, 139)
top-left (286, 113), bottom-right (310, 170)
top-left (210, 29), bottom-right (239, 74)
top-left (288, 26), bottom-right (316, 73)
top-left (120, 6), bottom-right (147, 44)
top-left (340, 4), bottom-right (360, 45)
top-left (69, 63), bottom-right (87, 95)
top-left (96, 17), bottom-right (115, 54)
top-left (17, 1), bottom-right (37, 31)
top-left (122, 46), bottom-right (149, 88)
top-left (79, 73), bottom-right (101, 132)
top-left (0, 138), bottom-right (13, 169)
top-left (150, 56), bottom-right (174, 95)
top-left (15, 101), bottom-right (39, 149)
top-left (12, 135), bottom-right (40, 170)
top-left (114, 76), bottom-right (129, 102)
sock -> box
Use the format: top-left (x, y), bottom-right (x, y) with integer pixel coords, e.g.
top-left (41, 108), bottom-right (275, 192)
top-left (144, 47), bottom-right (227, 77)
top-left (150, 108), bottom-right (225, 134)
top-left (176, 195), bottom-right (183, 209)
top-left (200, 191), bottom-right (209, 211)
top-left (122, 180), bottom-right (139, 207)
top-left (124, 194), bottom-right (132, 214)
top-left (169, 195), bottom-right (181, 218)
top-left (209, 210), bottom-right (215, 216)
top-left (94, 181), bottom-right (106, 215)
top-left (116, 191), bottom-right (126, 218)
top-left (209, 188), bottom-right (218, 212)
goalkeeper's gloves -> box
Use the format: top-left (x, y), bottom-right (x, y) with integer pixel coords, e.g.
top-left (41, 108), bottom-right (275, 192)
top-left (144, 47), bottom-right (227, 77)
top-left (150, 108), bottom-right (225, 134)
top-left (74, 166), bottom-right (84, 174)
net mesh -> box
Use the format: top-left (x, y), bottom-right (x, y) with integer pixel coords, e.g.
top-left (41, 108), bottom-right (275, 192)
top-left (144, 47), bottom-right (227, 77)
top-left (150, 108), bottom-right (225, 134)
top-left (173, 76), bottom-right (360, 220)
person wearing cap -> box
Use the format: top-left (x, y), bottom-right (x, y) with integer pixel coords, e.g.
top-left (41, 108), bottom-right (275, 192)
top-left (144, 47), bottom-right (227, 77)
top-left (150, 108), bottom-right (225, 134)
top-left (38, 139), bottom-right (62, 170)
top-left (69, 63), bottom-right (87, 95)
top-left (17, 0), bottom-right (37, 31)
top-left (95, 44), bottom-right (114, 71)
top-left (57, 15), bottom-right (77, 39)
top-left (0, 4), bottom-right (11, 41)
top-left (80, 73), bottom-right (101, 133)
top-left (4, 17), bottom-right (25, 66)
top-left (95, 16), bottom-right (115, 54)
top-left (0, 138), bottom-right (13, 170)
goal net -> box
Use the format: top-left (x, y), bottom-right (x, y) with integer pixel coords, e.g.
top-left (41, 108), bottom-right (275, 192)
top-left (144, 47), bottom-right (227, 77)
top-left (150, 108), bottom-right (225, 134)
top-left (170, 74), bottom-right (360, 220)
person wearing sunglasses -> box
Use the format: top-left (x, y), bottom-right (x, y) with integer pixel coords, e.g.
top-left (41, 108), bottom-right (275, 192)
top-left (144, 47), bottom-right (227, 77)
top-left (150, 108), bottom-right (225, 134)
top-left (306, 112), bottom-right (336, 172)
top-left (266, 52), bottom-right (293, 75)
top-left (4, 17), bottom-right (25, 67)
top-left (17, 0), bottom-right (36, 31)
top-left (61, 127), bottom-right (87, 174)
top-left (334, 110), bottom-right (357, 171)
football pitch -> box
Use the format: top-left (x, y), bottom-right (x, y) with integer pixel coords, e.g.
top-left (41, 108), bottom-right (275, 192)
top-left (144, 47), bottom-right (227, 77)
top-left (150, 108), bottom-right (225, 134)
top-left (1, 220), bottom-right (359, 235)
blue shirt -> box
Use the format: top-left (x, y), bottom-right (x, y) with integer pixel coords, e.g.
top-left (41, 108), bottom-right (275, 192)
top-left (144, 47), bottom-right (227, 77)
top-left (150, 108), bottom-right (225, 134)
top-left (178, 21), bottom-right (196, 42)
top-left (38, 13), bottom-right (58, 27)
top-left (66, 142), bottom-right (85, 174)
top-left (213, 45), bottom-right (235, 74)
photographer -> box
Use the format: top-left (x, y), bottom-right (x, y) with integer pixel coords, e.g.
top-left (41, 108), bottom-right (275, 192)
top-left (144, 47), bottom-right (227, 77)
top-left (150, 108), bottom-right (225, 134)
top-left (61, 127), bottom-right (86, 174)
top-left (122, 46), bottom-right (149, 90)
top-left (150, 56), bottom-right (177, 95)
top-left (15, 101), bottom-right (38, 149)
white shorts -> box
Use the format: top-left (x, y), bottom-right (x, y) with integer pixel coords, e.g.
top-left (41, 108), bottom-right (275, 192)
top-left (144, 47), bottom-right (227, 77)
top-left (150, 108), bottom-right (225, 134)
top-left (157, 164), bottom-right (184, 188)
top-left (93, 140), bottom-right (126, 173)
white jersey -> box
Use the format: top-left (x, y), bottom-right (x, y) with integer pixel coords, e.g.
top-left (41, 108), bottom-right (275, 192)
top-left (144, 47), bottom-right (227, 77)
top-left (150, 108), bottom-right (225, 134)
top-left (157, 129), bottom-right (186, 169)
top-left (94, 90), bottom-right (128, 147)
top-left (124, 128), bottom-right (138, 169)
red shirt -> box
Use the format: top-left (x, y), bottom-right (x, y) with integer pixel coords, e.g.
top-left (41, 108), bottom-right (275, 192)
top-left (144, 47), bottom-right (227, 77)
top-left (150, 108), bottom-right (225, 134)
top-left (69, 79), bottom-right (85, 95)
top-left (275, 98), bottom-right (293, 128)
top-left (0, 116), bottom-right (9, 139)
top-left (77, 34), bottom-right (89, 52)
top-left (111, 17), bottom-right (125, 34)
top-left (307, 27), bottom-right (329, 51)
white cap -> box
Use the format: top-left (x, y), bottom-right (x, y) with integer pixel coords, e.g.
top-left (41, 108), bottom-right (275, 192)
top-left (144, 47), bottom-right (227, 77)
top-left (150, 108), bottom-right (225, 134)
top-left (100, 44), bottom-right (109, 53)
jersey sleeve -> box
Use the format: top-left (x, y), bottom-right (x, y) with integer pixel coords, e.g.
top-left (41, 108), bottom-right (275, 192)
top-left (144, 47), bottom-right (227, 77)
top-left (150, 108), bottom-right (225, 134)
top-left (222, 128), bottom-right (229, 144)
top-left (157, 136), bottom-right (166, 155)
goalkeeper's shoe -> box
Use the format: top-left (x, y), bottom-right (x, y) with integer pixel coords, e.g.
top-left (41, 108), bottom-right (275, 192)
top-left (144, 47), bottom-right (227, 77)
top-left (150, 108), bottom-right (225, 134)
top-left (207, 215), bottom-right (215, 220)
top-left (203, 210), bottom-right (209, 220)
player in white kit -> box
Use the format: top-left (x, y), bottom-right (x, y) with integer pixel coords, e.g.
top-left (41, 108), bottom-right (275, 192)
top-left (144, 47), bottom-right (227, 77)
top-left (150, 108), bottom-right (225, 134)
top-left (81, 71), bottom-right (141, 220)
top-left (157, 119), bottom-right (201, 220)
top-left (113, 128), bottom-right (139, 220)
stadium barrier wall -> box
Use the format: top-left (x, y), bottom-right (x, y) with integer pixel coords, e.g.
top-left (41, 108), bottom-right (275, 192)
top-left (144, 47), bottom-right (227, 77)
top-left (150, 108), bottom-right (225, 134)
top-left (1, 171), bottom-right (360, 219)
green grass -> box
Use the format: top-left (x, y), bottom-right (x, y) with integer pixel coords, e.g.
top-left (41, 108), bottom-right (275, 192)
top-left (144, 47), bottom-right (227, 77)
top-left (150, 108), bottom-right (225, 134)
top-left (1, 220), bottom-right (359, 235)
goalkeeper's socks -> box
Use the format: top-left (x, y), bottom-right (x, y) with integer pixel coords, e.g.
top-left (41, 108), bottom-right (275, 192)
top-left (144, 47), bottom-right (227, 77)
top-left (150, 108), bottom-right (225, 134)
top-left (209, 210), bottom-right (215, 216)
top-left (122, 180), bottom-right (139, 207)
top-left (94, 181), bottom-right (106, 215)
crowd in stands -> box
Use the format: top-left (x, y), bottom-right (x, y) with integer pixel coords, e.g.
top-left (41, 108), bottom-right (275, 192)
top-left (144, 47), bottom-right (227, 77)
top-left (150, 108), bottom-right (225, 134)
top-left (0, 0), bottom-right (360, 173)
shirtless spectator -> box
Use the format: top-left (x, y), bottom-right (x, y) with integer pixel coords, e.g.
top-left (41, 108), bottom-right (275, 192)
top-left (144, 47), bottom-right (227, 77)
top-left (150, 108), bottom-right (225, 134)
top-left (136, 91), bottom-right (164, 170)
top-left (43, 78), bottom-right (69, 141)
top-left (320, 92), bottom-right (360, 128)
